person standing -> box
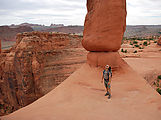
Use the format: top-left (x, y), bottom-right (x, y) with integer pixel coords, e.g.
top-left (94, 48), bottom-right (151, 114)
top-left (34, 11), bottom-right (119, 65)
top-left (101, 65), bottom-right (112, 99)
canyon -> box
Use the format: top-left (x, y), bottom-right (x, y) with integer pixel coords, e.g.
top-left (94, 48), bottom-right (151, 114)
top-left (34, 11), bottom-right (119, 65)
top-left (0, 32), bottom-right (86, 115)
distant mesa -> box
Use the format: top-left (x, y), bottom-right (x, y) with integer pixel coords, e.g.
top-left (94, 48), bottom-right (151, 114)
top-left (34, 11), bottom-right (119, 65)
top-left (50, 23), bottom-right (64, 27)
top-left (0, 25), bottom-right (33, 41)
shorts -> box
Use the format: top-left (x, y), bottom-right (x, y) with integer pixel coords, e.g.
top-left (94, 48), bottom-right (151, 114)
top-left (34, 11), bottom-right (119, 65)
top-left (104, 79), bottom-right (110, 88)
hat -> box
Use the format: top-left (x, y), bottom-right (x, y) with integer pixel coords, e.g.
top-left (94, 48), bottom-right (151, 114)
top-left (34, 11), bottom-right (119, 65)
top-left (105, 65), bottom-right (109, 68)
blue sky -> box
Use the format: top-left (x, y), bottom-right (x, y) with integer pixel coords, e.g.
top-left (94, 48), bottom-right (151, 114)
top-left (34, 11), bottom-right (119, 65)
top-left (0, 0), bottom-right (160, 26)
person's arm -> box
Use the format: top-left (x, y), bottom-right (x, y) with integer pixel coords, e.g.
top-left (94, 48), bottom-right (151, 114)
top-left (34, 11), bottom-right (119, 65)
top-left (109, 70), bottom-right (112, 85)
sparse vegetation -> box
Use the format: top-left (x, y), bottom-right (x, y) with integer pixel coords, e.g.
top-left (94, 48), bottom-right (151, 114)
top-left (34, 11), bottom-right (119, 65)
top-left (158, 75), bottom-right (161, 79)
top-left (134, 44), bottom-right (139, 47)
top-left (156, 88), bottom-right (161, 95)
top-left (121, 49), bottom-right (128, 53)
top-left (143, 41), bottom-right (148, 46)
top-left (133, 50), bottom-right (137, 53)
top-left (139, 47), bottom-right (144, 49)
top-left (121, 48), bottom-right (124, 53)
top-left (155, 75), bottom-right (161, 95)
top-left (130, 42), bottom-right (133, 45)
top-left (133, 41), bottom-right (138, 44)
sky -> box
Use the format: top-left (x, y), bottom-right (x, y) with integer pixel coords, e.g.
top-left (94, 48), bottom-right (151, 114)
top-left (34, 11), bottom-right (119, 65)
top-left (0, 0), bottom-right (161, 26)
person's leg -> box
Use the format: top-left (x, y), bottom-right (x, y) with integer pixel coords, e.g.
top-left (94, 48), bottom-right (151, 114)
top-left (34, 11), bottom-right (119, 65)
top-left (108, 86), bottom-right (111, 99)
top-left (104, 82), bottom-right (109, 96)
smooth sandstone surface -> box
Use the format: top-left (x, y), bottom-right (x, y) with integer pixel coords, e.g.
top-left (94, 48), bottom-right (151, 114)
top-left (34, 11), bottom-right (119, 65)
top-left (82, 0), bottom-right (127, 52)
top-left (1, 63), bottom-right (161, 120)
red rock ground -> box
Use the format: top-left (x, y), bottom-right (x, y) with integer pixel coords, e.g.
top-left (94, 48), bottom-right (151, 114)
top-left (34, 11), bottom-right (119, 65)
top-left (1, 60), bottom-right (161, 120)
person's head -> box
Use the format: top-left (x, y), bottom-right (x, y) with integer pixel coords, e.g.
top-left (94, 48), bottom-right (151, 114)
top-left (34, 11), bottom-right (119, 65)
top-left (105, 65), bottom-right (109, 70)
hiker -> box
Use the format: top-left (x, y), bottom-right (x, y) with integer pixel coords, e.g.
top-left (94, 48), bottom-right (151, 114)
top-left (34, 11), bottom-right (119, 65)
top-left (101, 65), bottom-right (112, 99)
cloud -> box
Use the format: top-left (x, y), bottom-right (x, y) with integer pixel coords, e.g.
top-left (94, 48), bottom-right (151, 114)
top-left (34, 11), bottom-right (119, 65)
top-left (126, 0), bottom-right (161, 25)
top-left (0, 0), bottom-right (160, 26)
top-left (0, 0), bottom-right (87, 25)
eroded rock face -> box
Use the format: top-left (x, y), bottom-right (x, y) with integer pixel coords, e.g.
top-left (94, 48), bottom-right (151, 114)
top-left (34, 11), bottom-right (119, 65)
top-left (0, 39), bottom-right (1, 53)
top-left (82, 0), bottom-right (127, 52)
top-left (0, 32), bottom-right (87, 116)
top-left (157, 36), bottom-right (161, 45)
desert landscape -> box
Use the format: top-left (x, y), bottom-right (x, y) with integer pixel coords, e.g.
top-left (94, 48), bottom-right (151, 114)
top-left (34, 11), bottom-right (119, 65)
top-left (0, 0), bottom-right (161, 120)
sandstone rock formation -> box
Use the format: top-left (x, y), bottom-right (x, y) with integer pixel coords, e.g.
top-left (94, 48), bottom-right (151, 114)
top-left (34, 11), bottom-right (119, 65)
top-left (0, 39), bottom-right (1, 53)
top-left (157, 36), bottom-right (161, 45)
top-left (0, 32), bottom-right (87, 116)
top-left (83, 0), bottom-right (126, 68)
top-left (82, 0), bottom-right (126, 52)
top-left (1, 0), bottom-right (161, 120)
top-left (0, 26), bottom-right (33, 41)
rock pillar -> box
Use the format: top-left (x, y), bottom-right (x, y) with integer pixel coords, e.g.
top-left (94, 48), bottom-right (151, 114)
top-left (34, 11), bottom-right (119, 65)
top-left (83, 0), bottom-right (127, 69)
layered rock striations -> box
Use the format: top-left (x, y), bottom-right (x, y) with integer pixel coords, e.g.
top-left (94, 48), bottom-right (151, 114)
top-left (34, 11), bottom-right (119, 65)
top-left (0, 32), bottom-right (86, 115)
top-left (83, 0), bottom-right (127, 69)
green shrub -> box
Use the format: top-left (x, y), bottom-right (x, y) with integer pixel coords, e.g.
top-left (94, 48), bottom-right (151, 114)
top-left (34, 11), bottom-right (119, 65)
top-left (133, 50), bottom-right (137, 53)
top-left (158, 75), bottom-right (161, 79)
top-left (130, 42), bottom-right (133, 45)
top-left (154, 41), bottom-right (157, 43)
top-left (143, 41), bottom-right (148, 46)
top-left (156, 88), bottom-right (161, 95)
top-left (134, 44), bottom-right (140, 47)
top-left (121, 49), bottom-right (124, 53)
top-left (133, 41), bottom-right (138, 44)
top-left (121, 49), bottom-right (127, 53)
top-left (139, 47), bottom-right (144, 49)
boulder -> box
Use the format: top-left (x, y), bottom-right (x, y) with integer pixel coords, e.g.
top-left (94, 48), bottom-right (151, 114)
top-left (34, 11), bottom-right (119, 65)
top-left (82, 0), bottom-right (127, 52)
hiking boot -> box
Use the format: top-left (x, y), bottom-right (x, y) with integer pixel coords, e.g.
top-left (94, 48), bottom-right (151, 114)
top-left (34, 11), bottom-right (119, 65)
top-left (104, 92), bottom-right (109, 96)
top-left (108, 94), bottom-right (111, 99)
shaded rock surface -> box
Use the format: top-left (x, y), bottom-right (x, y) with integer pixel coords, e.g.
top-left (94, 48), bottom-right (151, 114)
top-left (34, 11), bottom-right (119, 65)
top-left (0, 32), bottom-right (87, 116)
top-left (87, 52), bottom-right (124, 70)
top-left (82, 0), bottom-right (126, 52)
top-left (158, 36), bottom-right (161, 45)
